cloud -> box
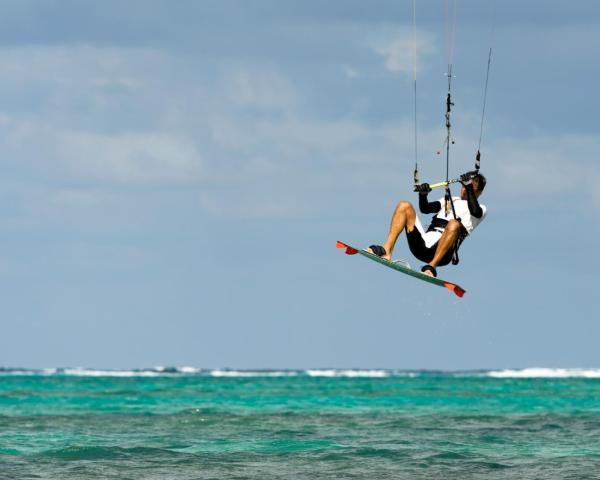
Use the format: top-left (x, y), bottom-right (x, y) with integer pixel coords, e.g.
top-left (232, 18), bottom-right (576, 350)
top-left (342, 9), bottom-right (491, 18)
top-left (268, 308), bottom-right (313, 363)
top-left (55, 130), bottom-right (202, 184)
top-left (488, 133), bottom-right (600, 207)
top-left (222, 64), bottom-right (298, 111)
top-left (1, 116), bottom-right (202, 185)
top-left (0, 45), bottom-right (164, 103)
top-left (1, 42), bottom-right (597, 224)
top-left (50, 189), bottom-right (116, 208)
top-left (342, 65), bottom-right (359, 79)
top-left (0, 45), bottom-right (206, 186)
top-left (370, 28), bottom-right (436, 76)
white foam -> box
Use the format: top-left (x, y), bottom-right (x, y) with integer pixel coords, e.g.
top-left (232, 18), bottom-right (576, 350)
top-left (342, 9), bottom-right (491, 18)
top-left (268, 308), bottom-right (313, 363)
top-left (305, 369), bottom-right (390, 378)
top-left (61, 368), bottom-right (163, 377)
top-left (6, 367), bottom-right (598, 379)
top-left (178, 366), bottom-right (202, 374)
top-left (209, 370), bottom-right (297, 377)
top-left (487, 368), bottom-right (600, 378)
top-left (40, 366), bottom-right (205, 377)
top-left (0, 369), bottom-right (40, 376)
top-left (152, 366), bottom-right (202, 374)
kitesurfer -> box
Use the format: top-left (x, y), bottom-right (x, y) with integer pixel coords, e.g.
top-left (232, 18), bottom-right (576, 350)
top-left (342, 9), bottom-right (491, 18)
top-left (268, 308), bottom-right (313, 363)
top-left (367, 171), bottom-right (487, 277)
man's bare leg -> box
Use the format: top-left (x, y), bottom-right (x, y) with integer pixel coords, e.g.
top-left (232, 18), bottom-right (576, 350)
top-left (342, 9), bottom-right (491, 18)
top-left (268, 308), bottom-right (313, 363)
top-left (368, 201), bottom-right (417, 260)
top-left (422, 219), bottom-right (461, 276)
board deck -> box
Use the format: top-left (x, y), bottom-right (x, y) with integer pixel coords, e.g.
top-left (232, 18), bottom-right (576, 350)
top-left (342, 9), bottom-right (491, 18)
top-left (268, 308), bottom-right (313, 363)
top-left (336, 241), bottom-right (466, 298)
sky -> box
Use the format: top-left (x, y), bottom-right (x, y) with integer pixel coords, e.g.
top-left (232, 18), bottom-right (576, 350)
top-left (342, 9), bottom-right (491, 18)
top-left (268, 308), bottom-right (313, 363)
top-left (0, 0), bottom-right (598, 370)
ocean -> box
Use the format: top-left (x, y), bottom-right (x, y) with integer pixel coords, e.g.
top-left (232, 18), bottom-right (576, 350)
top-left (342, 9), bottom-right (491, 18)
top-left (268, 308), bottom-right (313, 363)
top-left (1, 368), bottom-right (600, 479)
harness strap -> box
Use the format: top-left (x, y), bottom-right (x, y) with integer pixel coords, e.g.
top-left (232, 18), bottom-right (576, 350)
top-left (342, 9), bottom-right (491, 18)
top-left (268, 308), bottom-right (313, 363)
top-left (427, 217), bottom-right (469, 265)
top-left (451, 226), bottom-right (469, 265)
top-left (427, 217), bottom-right (449, 233)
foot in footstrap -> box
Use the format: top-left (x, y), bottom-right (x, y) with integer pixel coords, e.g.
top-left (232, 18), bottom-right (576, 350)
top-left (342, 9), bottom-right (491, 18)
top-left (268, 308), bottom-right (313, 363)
top-left (368, 245), bottom-right (387, 258)
top-left (421, 264), bottom-right (437, 278)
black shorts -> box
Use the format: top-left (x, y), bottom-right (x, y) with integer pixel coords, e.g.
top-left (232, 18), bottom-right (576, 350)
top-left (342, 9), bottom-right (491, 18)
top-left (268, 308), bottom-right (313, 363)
top-left (406, 227), bottom-right (454, 266)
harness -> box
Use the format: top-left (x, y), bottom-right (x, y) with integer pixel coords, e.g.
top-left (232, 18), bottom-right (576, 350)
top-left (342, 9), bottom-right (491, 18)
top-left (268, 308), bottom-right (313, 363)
top-left (426, 216), bottom-right (469, 265)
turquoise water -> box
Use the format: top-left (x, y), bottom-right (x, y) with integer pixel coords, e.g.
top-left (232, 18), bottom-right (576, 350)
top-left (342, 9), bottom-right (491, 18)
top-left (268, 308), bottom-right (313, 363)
top-left (2, 368), bottom-right (600, 479)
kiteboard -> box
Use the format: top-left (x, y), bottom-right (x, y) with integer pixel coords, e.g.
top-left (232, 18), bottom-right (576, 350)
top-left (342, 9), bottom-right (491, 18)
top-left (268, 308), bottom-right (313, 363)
top-left (336, 241), bottom-right (466, 298)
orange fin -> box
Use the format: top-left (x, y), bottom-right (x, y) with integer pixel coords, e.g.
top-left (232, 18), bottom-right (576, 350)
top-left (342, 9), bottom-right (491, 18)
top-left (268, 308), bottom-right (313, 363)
top-left (336, 240), bottom-right (358, 255)
top-left (444, 282), bottom-right (466, 298)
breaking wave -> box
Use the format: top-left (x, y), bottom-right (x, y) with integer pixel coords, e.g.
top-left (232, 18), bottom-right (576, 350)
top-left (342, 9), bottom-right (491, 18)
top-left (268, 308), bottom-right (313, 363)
top-left (486, 368), bottom-right (600, 378)
top-left (209, 370), bottom-right (298, 377)
top-left (305, 369), bottom-right (391, 378)
top-left (2, 367), bottom-right (599, 379)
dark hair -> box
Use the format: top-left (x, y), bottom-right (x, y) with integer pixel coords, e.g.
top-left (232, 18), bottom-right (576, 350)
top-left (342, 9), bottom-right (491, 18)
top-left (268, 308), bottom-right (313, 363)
top-left (474, 173), bottom-right (487, 193)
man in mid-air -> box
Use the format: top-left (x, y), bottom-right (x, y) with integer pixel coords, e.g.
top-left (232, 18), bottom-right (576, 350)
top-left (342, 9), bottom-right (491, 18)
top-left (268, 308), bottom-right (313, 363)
top-left (367, 172), bottom-right (487, 277)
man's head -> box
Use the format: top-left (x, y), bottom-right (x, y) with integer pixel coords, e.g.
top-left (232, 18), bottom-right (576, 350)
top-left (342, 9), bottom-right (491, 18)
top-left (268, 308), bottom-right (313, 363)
top-left (461, 172), bottom-right (486, 199)
top-left (472, 173), bottom-right (486, 195)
